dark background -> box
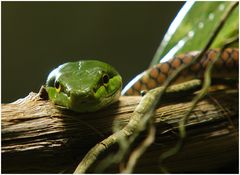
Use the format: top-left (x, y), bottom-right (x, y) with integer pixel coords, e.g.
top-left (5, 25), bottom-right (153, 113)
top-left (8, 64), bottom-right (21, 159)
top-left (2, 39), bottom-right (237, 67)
top-left (2, 1), bottom-right (184, 103)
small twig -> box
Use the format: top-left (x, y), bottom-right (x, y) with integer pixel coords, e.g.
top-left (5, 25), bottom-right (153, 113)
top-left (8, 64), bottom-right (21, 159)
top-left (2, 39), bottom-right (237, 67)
top-left (93, 123), bottom-right (129, 173)
top-left (121, 122), bottom-right (156, 173)
top-left (94, 114), bottom-right (156, 173)
top-left (208, 94), bottom-right (238, 142)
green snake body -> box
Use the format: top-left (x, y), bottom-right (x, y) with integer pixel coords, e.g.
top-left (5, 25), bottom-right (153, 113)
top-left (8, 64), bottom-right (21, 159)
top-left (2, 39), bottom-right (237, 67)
top-left (46, 48), bottom-right (238, 112)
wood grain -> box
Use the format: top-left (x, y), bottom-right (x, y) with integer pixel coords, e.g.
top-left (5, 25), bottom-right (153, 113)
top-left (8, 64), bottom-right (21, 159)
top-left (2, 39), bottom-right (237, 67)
top-left (2, 87), bottom-right (238, 173)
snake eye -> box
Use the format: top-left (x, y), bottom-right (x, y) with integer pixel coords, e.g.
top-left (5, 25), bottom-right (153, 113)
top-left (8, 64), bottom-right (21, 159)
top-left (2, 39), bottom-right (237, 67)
top-left (55, 81), bottom-right (61, 92)
top-left (102, 74), bottom-right (109, 85)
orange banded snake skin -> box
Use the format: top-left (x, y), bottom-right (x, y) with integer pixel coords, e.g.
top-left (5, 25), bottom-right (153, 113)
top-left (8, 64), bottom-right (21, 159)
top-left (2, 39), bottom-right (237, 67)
top-left (122, 48), bottom-right (239, 96)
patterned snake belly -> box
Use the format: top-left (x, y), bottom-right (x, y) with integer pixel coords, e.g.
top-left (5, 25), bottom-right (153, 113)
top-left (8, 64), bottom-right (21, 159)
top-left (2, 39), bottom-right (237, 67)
top-left (122, 48), bottom-right (239, 96)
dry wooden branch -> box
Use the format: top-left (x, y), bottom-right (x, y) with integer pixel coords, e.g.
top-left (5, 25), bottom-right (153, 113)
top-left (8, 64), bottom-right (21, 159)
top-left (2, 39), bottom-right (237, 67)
top-left (2, 86), bottom-right (238, 173)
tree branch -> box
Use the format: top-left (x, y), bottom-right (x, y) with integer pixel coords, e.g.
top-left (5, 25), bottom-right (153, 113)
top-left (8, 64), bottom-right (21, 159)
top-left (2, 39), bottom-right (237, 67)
top-left (2, 82), bottom-right (238, 173)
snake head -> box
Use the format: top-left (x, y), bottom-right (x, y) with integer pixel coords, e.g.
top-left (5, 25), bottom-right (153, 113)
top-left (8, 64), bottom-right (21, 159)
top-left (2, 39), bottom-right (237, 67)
top-left (46, 60), bottom-right (122, 112)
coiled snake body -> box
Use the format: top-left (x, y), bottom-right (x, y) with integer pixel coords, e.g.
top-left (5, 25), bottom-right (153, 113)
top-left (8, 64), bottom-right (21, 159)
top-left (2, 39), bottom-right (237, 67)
top-left (46, 48), bottom-right (238, 112)
top-left (122, 48), bottom-right (239, 96)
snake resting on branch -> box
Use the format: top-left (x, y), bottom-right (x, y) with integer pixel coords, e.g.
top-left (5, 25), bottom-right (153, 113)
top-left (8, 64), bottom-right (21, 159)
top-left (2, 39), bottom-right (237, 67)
top-left (46, 48), bottom-right (238, 113)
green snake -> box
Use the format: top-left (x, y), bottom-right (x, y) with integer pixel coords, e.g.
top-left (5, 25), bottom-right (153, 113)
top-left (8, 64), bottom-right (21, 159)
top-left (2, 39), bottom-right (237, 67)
top-left (46, 48), bottom-right (238, 112)
top-left (46, 60), bottom-right (122, 112)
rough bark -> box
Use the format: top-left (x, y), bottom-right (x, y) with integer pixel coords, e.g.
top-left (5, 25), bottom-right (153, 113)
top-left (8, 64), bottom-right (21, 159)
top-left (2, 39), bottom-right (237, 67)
top-left (1, 87), bottom-right (238, 173)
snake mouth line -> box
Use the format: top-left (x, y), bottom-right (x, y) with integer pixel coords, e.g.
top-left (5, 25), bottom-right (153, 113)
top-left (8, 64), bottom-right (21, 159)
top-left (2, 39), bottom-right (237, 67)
top-left (104, 88), bottom-right (121, 98)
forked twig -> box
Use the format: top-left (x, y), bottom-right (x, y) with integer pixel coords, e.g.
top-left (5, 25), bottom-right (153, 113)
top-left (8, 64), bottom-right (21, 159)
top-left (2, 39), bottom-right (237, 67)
top-left (121, 122), bottom-right (156, 173)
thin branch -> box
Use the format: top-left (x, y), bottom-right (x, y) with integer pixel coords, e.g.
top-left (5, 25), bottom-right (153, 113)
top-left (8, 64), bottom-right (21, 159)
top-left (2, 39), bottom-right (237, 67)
top-left (121, 122), bottom-right (156, 173)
